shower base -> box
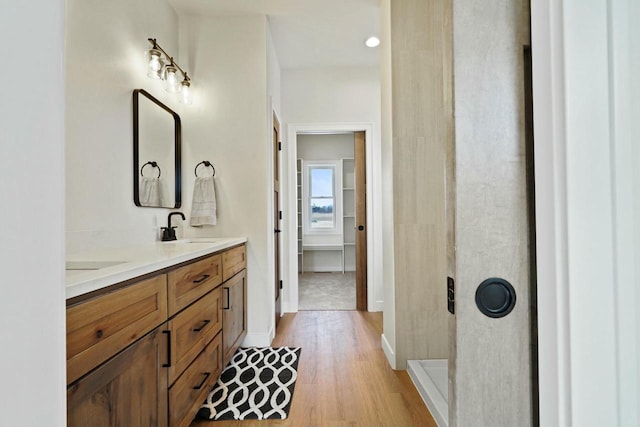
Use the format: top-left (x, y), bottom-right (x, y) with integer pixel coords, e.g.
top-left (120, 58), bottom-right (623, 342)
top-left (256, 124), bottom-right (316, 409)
top-left (407, 359), bottom-right (448, 427)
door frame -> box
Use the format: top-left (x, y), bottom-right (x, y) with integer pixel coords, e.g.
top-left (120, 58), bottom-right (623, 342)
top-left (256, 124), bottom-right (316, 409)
top-left (532, 0), bottom-right (640, 424)
top-left (285, 122), bottom-right (377, 313)
top-left (267, 103), bottom-right (284, 341)
top-left (273, 112), bottom-right (282, 328)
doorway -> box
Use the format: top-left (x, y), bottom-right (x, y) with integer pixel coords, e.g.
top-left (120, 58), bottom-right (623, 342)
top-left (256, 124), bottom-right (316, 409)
top-left (286, 123), bottom-right (374, 313)
top-left (295, 132), bottom-right (365, 310)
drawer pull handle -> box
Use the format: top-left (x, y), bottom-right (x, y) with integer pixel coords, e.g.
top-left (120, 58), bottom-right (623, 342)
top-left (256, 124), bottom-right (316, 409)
top-left (193, 274), bottom-right (211, 284)
top-left (162, 330), bottom-right (172, 368)
top-left (223, 287), bottom-right (230, 310)
top-left (192, 319), bottom-right (211, 332)
top-left (193, 372), bottom-right (211, 390)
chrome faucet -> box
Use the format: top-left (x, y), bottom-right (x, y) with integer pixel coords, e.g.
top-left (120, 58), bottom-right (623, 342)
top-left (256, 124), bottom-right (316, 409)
top-left (161, 212), bottom-right (185, 241)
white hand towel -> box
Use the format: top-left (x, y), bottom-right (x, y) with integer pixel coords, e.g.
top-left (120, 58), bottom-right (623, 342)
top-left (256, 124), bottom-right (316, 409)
top-left (190, 176), bottom-right (217, 226)
top-left (139, 177), bottom-right (165, 207)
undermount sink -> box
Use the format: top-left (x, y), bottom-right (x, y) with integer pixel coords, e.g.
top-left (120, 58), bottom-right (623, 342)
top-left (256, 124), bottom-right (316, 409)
top-left (65, 260), bottom-right (126, 271)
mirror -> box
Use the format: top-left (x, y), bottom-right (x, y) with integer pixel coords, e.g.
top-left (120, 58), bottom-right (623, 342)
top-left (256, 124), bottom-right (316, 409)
top-left (133, 89), bottom-right (181, 208)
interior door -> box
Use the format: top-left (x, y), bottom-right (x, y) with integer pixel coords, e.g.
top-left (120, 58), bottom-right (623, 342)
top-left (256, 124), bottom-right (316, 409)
top-left (354, 131), bottom-right (367, 310)
top-left (273, 113), bottom-right (282, 327)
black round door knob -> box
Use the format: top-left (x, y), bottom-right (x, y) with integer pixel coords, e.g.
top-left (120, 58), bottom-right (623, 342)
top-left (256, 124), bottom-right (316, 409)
top-left (358, 225), bottom-right (364, 231)
top-left (475, 278), bottom-right (516, 318)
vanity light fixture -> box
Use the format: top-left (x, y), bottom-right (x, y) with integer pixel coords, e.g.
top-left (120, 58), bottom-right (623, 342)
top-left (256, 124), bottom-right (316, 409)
top-left (146, 38), bottom-right (193, 104)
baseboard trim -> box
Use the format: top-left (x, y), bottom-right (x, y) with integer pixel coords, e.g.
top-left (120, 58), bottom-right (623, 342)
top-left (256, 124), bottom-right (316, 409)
top-left (381, 333), bottom-right (396, 369)
top-left (241, 331), bottom-right (273, 348)
top-left (269, 322), bottom-right (276, 342)
top-left (369, 300), bottom-right (384, 312)
top-left (302, 266), bottom-right (344, 273)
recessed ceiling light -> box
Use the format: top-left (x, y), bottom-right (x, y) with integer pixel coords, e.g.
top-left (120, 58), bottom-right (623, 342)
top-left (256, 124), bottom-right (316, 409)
top-left (365, 36), bottom-right (380, 48)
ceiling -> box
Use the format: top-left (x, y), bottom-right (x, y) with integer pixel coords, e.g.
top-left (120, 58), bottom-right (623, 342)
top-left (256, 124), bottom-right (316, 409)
top-left (169, 0), bottom-right (381, 69)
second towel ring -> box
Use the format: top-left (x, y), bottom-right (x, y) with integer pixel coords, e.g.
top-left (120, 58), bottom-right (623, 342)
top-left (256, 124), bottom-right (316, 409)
top-left (195, 160), bottom-right (215, 177)
top-left (141, 161), bottom-right (161, 178)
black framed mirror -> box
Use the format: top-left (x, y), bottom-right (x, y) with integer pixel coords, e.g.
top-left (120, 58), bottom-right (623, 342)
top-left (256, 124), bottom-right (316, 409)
top-left (133, 89), bottom-right (181, 208)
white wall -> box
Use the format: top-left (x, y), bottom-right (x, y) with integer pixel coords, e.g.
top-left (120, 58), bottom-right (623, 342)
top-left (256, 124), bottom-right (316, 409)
top-left (0, 0), bottom-right (66, 425)
top-left (283, 67), bottom-right (381, 125)
top-left (298, 134), bottom-right (355, 159)
top-left (267, 25), bottom-right (282, 117)
top-left (65, 0), bottom-right (181, 254)
top-left (179, 14), bottom-right (274, 345)
top-left (282, 66), bottom-right (383, 310)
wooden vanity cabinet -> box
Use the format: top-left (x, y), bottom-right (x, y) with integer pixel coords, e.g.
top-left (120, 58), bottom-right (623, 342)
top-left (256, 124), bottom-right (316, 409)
top-left (66, 243), bottom-right (246, 427)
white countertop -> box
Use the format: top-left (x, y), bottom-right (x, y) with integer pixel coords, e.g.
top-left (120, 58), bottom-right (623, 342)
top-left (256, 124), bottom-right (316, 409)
top-left (66, 237), bottom-right (247, 299)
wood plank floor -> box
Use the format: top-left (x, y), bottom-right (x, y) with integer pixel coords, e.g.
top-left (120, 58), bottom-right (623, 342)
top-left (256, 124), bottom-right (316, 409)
top-left (191, 311), bottom-right (436, 427)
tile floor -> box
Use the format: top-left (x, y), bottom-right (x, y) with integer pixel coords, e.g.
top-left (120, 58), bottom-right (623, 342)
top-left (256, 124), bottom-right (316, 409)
top-left (298, 272), bottom-right (356, 310)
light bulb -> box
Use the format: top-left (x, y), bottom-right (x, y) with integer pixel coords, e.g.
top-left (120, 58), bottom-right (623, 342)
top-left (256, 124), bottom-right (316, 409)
top-left (180, 79), bottom-right (192, 105)
top-left (165, 66), bottom-right (180, 93)
top-left (146, 49), bottom-right (163, 79)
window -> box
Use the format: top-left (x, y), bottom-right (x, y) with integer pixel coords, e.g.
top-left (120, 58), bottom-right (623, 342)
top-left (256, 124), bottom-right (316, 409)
top-left (302, 161), bottom-right (342, 235)
top-left (309, 166), bottom-right (335, 229)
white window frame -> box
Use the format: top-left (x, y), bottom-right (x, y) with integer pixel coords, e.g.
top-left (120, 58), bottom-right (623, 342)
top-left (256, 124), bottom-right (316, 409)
top-left (302, 160), bottom-right (342, 235)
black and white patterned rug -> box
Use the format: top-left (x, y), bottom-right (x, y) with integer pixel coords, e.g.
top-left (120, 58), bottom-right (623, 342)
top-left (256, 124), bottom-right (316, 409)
top-left (198, 347), bottom-right (301, 421)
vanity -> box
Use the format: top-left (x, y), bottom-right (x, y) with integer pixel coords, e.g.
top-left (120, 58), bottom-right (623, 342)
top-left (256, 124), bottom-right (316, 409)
top-left (65, 238), bottom-right (247, 427)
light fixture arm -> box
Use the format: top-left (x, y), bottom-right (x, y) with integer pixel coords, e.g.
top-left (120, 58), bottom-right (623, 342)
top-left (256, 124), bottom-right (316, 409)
top-left (147, 38), bottom-right (189, 80)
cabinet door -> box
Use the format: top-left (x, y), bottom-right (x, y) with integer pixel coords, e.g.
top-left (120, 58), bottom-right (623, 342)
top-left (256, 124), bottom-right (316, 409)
top-left (222, 269), bottom-right (247, 364)
top-left (67, 327), bottom-right (169, 427)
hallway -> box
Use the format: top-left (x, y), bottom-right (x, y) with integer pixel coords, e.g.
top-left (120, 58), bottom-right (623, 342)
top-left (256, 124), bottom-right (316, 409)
top-left (191, 311), bottom-right (436, 427)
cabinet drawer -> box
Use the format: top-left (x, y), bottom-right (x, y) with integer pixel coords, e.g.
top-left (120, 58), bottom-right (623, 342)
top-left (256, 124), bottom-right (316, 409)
top-left (169, 333), bottom-right (222, 427)
top-left (167, 287), bottom-right (222, 385)
top-left (222, 244), bottom-right (246, 281)
top-left (66, 274), bottom-right (167, 384)
top-left (168, 254), bottom-right (222, 316)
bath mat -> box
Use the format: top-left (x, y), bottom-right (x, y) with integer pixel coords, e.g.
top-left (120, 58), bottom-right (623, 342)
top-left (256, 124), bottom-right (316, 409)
top-left (198, 346), bottom-right (301, 421)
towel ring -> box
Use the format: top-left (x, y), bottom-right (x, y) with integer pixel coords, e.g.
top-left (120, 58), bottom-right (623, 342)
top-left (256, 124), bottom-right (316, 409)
top-left (141, 161), bottom-right (161, 178)
top-left (195, 160), bottom-right (215, 177)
